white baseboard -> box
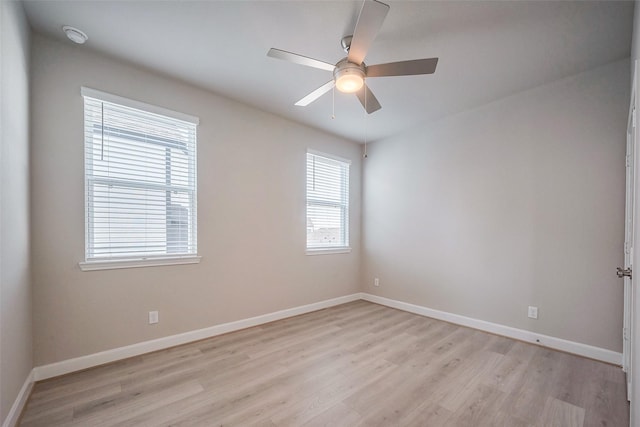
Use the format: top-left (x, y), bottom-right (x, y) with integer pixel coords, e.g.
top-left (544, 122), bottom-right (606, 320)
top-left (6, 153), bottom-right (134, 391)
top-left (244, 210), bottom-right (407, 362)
top-left (2, 369), bottom-right (34, 427)
top-left (34, 293), bottom-right (361, 381)
top-left (31, 290), bottom-right (621, 385)
top-left (361, 293), bottom-right (622, 366)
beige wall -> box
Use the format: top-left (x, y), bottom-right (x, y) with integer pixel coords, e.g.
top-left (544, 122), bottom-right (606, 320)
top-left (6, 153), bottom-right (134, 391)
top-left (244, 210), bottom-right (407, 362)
top-left (1, 0), bottom-right (32, 422)
top-left (30, 35), bottom-right (361, 366)
top-left (362, 59), bottom-right (629, 352)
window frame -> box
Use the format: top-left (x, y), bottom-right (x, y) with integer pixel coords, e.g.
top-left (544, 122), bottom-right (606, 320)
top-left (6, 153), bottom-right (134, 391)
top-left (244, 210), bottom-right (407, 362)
top-left (305, 149), bottom-right (351, 255)
top-left (79, 87), bottom-right (201, 271)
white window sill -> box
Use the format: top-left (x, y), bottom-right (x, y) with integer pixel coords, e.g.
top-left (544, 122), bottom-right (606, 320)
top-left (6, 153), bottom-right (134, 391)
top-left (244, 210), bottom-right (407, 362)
top-left (306, 247), bottom-right (352, 255)
top-left (79, 256), bottom-right (201, 271)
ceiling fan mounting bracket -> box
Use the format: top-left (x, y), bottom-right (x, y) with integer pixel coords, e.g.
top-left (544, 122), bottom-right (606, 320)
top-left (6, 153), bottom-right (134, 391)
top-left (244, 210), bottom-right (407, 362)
top-left (341, 35), bottom-right (353, 53)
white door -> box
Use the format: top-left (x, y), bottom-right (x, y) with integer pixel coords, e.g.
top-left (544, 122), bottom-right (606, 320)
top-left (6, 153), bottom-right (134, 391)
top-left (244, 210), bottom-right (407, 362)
top-left (623, 61), bottom-right (637, 401)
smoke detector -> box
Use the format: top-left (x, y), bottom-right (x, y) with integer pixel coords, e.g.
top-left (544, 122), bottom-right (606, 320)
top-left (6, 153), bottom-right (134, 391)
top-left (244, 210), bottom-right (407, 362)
top-left (62, 26), bottom-right (88, 44)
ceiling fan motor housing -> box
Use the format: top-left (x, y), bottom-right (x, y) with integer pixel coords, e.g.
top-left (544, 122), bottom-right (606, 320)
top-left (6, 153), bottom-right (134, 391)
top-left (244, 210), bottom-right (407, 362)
top-left (333, 58), bottom-right (366, 93)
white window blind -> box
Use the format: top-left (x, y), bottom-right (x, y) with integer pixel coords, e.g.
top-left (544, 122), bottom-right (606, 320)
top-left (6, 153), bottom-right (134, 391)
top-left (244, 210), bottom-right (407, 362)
top-left (306, 151), bottom-right (350, 250)
top-left (82, 89), bottom-right (198, 262)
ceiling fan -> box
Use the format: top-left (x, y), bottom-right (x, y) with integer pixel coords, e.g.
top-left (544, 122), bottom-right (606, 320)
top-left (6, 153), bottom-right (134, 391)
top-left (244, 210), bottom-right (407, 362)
top-left (267, 0), bottom-right (438, 114)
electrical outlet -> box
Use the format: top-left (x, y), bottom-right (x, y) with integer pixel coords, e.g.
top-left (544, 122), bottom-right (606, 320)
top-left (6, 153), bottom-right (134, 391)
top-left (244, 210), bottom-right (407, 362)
top-left (149, 311), bottom-right (159, 324)
top-left (374, 277), bottom-right (380, 287)
top-left (528, 306), bottom-right (538, 319)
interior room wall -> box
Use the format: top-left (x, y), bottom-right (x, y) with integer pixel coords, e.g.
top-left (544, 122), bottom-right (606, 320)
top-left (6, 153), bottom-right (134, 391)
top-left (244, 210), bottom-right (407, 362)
top-left (362, 58), bottom-right (629, 353)
top-left (0, 0), bottom-right (33, 422)
top-left (30, 34), bottom-right (361, 366)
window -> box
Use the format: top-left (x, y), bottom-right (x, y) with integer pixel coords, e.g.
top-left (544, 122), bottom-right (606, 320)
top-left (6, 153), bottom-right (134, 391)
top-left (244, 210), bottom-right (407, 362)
top-left (80, 87), bottom-right (199, 270)
top-left (306, 151), bottom-right (350, 252)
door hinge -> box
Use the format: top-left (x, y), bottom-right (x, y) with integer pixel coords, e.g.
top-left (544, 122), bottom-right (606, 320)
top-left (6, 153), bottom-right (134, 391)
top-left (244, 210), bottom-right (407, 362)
top-left (624, 327), bottom-right (629, 341)
top-left (617, 267), bottom-right (633, 279)
top-left (625, 241), bottom-right (630, 254)
top-left (627, 154), bottom-right (632, 168)
top-left (633, 108), bottom-right (637, 128)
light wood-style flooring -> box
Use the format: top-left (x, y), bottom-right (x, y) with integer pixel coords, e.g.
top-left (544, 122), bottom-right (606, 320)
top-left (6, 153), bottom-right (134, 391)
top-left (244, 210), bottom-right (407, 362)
top-left (20, 300), bottom-right (629, 426)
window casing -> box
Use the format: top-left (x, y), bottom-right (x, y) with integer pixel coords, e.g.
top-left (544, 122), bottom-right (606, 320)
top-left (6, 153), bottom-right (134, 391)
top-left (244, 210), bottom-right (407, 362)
top-left (81, 88), bottom-right (198, 269)
top-left (306, 151), bottom-right (350, 252)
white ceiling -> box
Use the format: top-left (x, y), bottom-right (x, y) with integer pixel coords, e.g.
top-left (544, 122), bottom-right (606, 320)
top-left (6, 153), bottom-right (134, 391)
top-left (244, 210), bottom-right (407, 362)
top-left (22, 0), bottom-right (634, 143)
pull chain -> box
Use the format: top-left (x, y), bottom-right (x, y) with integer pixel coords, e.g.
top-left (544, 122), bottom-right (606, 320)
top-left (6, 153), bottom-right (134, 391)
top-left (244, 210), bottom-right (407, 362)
top-left (331, 85), bottom-right (335, 120)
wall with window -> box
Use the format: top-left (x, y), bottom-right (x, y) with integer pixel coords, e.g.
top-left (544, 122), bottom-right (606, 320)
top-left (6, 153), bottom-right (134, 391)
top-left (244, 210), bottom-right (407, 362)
top-left (30, 34), bottom-right (361, 366)
top-left (362, 59), bottom-right (628, 353)
top-left (0, 0), bottom-right (32, 422)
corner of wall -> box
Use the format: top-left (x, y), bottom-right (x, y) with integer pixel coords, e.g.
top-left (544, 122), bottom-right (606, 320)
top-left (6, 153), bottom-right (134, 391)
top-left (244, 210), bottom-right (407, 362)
top-left (1, 0), bottom-right (34, 425)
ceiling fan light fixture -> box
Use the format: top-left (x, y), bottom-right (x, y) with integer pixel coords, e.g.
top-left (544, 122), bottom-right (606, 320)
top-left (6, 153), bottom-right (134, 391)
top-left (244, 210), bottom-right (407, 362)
top-left (334, 65), bottom-right (365, 93)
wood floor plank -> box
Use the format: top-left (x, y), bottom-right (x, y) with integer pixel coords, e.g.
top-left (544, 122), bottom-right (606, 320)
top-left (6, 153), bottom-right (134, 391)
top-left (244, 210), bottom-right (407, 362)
top-left (351, 366), bottom-right (445, 426)
top-left (438, 351), bottom-right (505, 412)
top-left (583, 379), bottom-right (630, 427)
top-left (19, 301), bottom-right (629, 427)
top-left (485, 410), bottom-right (533, 427)
top-left (28, 356), bottom-right (143, 400)
top-left (485, 334), bottom-right (516, 355)
top-left (21, 383), bottom-right (122, 424)
top-left (400, 402), bottom-right (453, 427)
top-left (164, 350), bottom-right (372, 425)
top-left (500, 347), bottom-right (561, 423)
top-left (300, 402), bottom-right (362, 427)
top-left (383, 321), bottom-right (458, 366)
top-left (443, 382), bottom-right (508, 427)
top-left (537, 396), bottom-right (585, 427)
top-left (481, 349), bottom-right (534, 393)
top-left (71, 380), bottom-right (204, 426)
top-left (234, 359), bottom-right (397, 426)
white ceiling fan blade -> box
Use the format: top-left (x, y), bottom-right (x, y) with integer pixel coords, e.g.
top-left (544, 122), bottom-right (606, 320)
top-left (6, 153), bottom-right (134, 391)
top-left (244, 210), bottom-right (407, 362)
top-left (367, 58), bottom-right (439, 77)
top-left (355, 83), bottom-right (381, 114)
top-left (267, 48), bottom-right (335, 72)
top-left (347, 0), bottom-right (390, 66)
top-left (295, 80), bottom-right (336, 106)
